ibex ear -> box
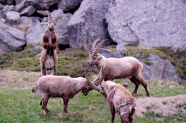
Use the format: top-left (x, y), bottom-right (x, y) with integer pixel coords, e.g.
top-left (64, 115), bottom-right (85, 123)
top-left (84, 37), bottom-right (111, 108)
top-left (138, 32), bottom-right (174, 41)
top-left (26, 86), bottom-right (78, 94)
top-left (98, 56), bottom-right (102, 60)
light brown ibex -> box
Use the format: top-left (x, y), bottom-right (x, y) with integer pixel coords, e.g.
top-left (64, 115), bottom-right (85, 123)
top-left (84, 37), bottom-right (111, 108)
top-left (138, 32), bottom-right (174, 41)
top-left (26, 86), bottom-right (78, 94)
top-left (32, 75), bottom-right (91, 116)
top-left (40, 11), bottom-right (62, 76)
top-left (85, 69), bottom-right (136, 123)
top-left (86, 39), bottom-right (150, 96)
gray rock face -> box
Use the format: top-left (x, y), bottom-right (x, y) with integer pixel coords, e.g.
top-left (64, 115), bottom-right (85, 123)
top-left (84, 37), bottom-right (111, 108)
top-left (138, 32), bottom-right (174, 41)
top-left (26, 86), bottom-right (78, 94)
top-left (26, 23), bottom-right (46, 45)
top-left (98, 48), bottom-right (123, 58)
top-left (20, 16), bottom-right (40, 25)
top-left (34, 0), bottom-right (58, 10)
top-left (142, 55), bottom-right (181, 83)
top-left (0, 0), bottom-right (6, 4)
top-left (15, 0), bottom-right (35, 12)
top-left (53, 10), bottom-right (72, 46)
top-left (0, 22), bottom-right (26, 56)
top-left (1, 5), bottom-right (16, 18)
top-left (59, 0), bottom-right (81, 12)
top-left (20, 5), bottom-right (36, 16)
top-left (5, 11), bottom-right (20, 25)
top-left (106, 0), bottom-right (186, 50)
top-left (15, 0), bottom-right (23, 5)
top-left (116, 44), bottom-right (127, 52)
top-left (6, 0), bottom-right (15, 5)
top-left (67, 0), bottom-right (110, 50)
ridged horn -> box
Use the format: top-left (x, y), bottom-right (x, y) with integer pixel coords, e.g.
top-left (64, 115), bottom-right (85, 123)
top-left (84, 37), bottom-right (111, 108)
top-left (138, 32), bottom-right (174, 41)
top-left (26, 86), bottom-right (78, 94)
top-left (93, 39), bottom-right (108, 56)
top-left (93, 66), bottom-right (104, 86)
top-left (46, 11), bottom-right (52, 21)
top-left (85, 69), bottom-right (103, 94)
top-left (55, 15), bottom-right (62, 22)
top-left (89, 38), bottom-right (100, 55)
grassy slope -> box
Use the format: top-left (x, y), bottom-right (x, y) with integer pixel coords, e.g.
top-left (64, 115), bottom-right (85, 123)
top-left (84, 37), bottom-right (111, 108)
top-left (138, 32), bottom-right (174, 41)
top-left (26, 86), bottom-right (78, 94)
top-left (0, 70), bottom-right (185, 123)
top-left (0, 45), bottom-right (186, 122)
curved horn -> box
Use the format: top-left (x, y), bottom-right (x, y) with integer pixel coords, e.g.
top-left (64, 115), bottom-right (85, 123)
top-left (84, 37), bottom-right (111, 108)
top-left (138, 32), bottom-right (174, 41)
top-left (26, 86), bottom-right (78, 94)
top-left (85, 69), bottom-right (103, 93)
top-left (93, 66), bottom-right (104, 86)
top-left (93, 39), bottom-right (108, 56)
top-left (55, 15), bottom-right (62, 22)
top-left (90, 38), bottom-right (100, 55)
top-left (46, 11), bottom-right (52, 21)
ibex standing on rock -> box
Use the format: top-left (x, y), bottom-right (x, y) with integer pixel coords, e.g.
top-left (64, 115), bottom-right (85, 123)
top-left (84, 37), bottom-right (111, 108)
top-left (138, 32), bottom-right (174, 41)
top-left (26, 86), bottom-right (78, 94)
top-left (40, 11), bottom-right (62, 76)
top-left (86, 39), bottom-right (150, 96)
top-left (85, 69), bottom-right (136, 123)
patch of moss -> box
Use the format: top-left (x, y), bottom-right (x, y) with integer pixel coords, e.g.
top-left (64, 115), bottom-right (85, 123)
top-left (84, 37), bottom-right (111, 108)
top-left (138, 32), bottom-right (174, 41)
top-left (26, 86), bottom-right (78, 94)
top-left (56, 48), bottom-right (97, 77)
top-left (0, 45), bottom-right (42, 69)
top-left (156, 47), bottom-right (186, 79)
top-left (11, 58), bottom-right (40, 72)
top-left (2, 47), bottom-right (97, 77)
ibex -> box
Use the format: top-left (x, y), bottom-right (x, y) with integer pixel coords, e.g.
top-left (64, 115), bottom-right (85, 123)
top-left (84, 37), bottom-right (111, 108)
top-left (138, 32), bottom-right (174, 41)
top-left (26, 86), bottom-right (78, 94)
top-left (85, 69), bottom-right (136, 123)
top-left (86, 39), bottom-right (150, 96)
top-left (40, 11), bottom-right (62, 76)
top-left (31, 75), bottom-right (91, 115)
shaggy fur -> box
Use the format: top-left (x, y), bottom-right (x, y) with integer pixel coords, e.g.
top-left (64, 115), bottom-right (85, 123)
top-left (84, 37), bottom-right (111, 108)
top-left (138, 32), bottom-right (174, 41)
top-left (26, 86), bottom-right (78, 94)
top-left (85, 71), bottom-right (136, 123)
top-left (102, 81), bottom-right (136, 123)
top-left (40, 12), bottom-right (61, 76)
top-left (87, 39), bottom-right (150, 97)
top-left (32, 75), bottom-right (91, 115)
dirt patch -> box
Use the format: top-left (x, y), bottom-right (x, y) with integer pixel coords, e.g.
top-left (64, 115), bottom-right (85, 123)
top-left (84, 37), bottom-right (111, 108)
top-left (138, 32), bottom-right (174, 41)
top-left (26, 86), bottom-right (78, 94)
top-left (135, 95), bottom-right (186, 117)
top-left (0, 70), bottom-right (41, 89)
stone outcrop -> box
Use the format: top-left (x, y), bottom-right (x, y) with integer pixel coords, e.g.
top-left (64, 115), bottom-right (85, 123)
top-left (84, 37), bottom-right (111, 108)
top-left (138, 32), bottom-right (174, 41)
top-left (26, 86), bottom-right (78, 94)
top-left (106, 0), bottom-right (186, 50)
top-left (142, 55), bottom-right (181, 83)
top-left (0, 22), bottom-right (26, 56)
top-left (59, 0), bottom-right (81, 12)
top-left (67, 0), bottom-right (111, 50)
top-left (5, 11), bottom-right (20, 24)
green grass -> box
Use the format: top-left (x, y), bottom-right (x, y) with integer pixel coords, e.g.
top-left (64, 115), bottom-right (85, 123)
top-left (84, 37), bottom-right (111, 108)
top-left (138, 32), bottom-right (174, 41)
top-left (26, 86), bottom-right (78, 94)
top-left (0, 86), bottom-right (186, 123)
top-left (0, 45), bottom-right (185, 79)
top-left (0, 80), bottom-right (186, 123)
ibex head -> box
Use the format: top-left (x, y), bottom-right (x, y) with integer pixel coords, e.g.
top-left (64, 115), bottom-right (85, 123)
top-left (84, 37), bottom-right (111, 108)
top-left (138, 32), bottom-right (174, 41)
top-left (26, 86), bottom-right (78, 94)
top-left (85, 68), bottom-right (106, 96)
top-left (46, 11), bottom-right (62, 31)
top-left (86, 39), bottom-right (108, 67)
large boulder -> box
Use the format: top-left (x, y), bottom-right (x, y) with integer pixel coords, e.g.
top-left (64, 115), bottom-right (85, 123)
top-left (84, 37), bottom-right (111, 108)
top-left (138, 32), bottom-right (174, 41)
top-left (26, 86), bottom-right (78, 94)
top-left (5, 11), bottom-right (20, 25)
top-left (15, 0), bottom-right (23, 5)
top-left (67, 0), bottom-right (111, 51)
top-left (53, 10), bottom-right (72, 46)
top-left (106, 0), bottom-right (186, 50)
top-left (1, 5), bottom-right (16, 18)
top-left (0, 22), bottom-right (26, 56)
top-left (20, 5), bottom-right (36, 16)
top-left (34, 0), bottom-right (58, 10)
top-left (15, 0), bottom-right (35, 12)
top-left (98, 48), bottom-right (123, 58)
top-left (59, 0), bottom-right (81, 12)
top-left (20, 16), bottom-right (40, 25)
top-left (6, 0), bottom-right (15, 5)
top-left (26, 22), bottom-right (46, 45)
top-left (142, 55), bottom-right (181, 83)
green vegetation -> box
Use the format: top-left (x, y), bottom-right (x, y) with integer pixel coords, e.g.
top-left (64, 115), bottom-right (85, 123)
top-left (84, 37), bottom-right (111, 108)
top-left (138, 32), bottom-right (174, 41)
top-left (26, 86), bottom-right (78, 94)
top-left (156, 47), bottom-right (186, 79)
top-left (0, 45), bottom-right (185, 122)
top-left (0, 46), bottom-right (97, 77)
top-left (118, 46), bottom-right (184, 79)
top-left (0, 73), bottom-right (185, 123)
top-left (0, 45), bottom-right (185, 78)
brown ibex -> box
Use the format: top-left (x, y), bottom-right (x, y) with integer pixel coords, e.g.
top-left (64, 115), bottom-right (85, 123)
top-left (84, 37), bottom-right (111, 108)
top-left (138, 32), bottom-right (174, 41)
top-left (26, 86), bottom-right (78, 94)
top-left (40, 11), bottom-right (62, 76)
top-left (86, 39), bottom-right (150, 97)
top-left (31, 75), bottom-right (91, 115)
top-left (85, 69), bottom-right (136, 123)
